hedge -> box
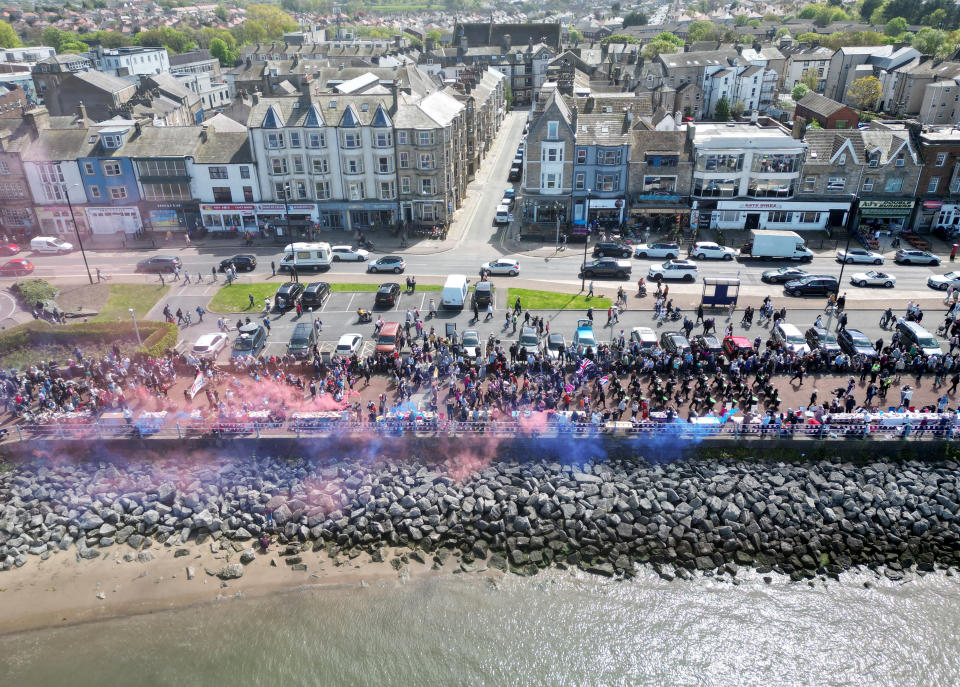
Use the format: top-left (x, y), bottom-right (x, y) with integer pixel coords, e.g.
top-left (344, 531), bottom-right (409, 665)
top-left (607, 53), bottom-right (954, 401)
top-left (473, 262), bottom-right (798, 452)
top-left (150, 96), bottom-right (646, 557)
top-left (0, 319), bottom-right (179, 362)
top-left (11, 279), bottom-right (58, 307)
top-left (139, 321), bottom-right (178, 357)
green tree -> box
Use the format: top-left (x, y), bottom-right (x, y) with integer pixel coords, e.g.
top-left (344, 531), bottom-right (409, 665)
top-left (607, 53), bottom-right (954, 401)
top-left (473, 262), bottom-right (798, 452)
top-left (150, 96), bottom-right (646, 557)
top-left (792, 82), bottom-right (811, 100)
top-left (209, 37), bottom-right (236, 66)
top-left (715, 95), bottom-right (730, 121)
top-left (815, 5), bottom-right (836, 26)
top-left (775, 28), bottom-right (791, 39)
top-left (796, 32), bottom-right (821, 43)
top-left (801, 68), bottom-right (819, 91)
top-left (135, 27), bottom-right (196, 54)
top-left (41, 26), bottom-right (68, 51)
top-left (734, 14), bottom-right (749, 26)
top-left (426, 29), bottom-right (442, 43)
top-left (0, 20), bottom-right (21, 48)
top-left (860, 0), bottom-right (883, 22)
top-left (869, 3), bottom-right (887, 25)
top-left (214, 4), bottom-right (228, 21)
top-left (764, 13), bottom-right (780, 22)
top-left (847, 75), bottom-right (882, 110)
top-left (622, 11), bottom-right (648, 28)
top-left (601, 34), bottom-right (640, 45)
top-left (232, 21), bottom-right (267, 45)
top-left (687, 20), bottom-right (719, 42)
top-left (912, 27), bottom-right (946, 55)
top-left (798, 5), bottom-right (818, 19)
top-left (568, 28), bottom-right (582, 44)
top-left (885, 16), bottom-right (908, 37)
top-left (245, 4), bottom-right (297, 39)
top-left (730, 99), bottom-right (747, 118)
top-left (612, 2), bottom-right (621, 13)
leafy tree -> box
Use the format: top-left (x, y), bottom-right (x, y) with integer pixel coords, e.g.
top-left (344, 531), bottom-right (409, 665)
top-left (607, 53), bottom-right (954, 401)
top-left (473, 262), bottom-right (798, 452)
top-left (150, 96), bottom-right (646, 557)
top-left (912, 27), bottom-right (946, 55)
top-left (42, 26), bottom-right (69, 51)
top-left (0, 20), bottom-right (21, 48)
top-left (209, 37), bottom-right (236, 66)
top-left (622, 11), bottom-right (649, 28)
top-left (801, 68), bottom-right (820, 91)
top-left (214, 4), bottom-right (228, 21)
top-left (815, 5), bottom-right (836, 26)
top-left (808, 120), bottom-right (823, 129)
top-left (860, 0), bottom-right (883, 22)
top-left (730, 100), bottom-right (746, 118)
top-left (232, 21), bottom-right (267, 45)
top-left (869, 4), bottom-right (887, 25)
top-left (885, 16), bottom-right (908, 36)
top-left (798, 5), bottom-right (818, 19)
top-left (59, 40), bottom-right (90, 54)
top-left (245, 5), bottom-right (297, 39)
top-left (775, 28), bottom-right (791, 39)
top-left (796, 32), bottom-right (820, 43)
top-left (687, 20), bottom-right (719, 42)
top-left (79, 30), bottom-right (131, 48)
top-left (612, 2), bottom-right (621, 13)
top-left (714, 95), bottom-right (730, 121)
top-left (135, 27), bottom-right (196, 54)
top-left (792, 82), bottom-right (811, 100)
top-left (764, 13), bottom-right (780, 22)
top-left (734, 14), bottom-right (748, 26)
top-left (426, 29), bottom-right (442, 43)
top-left (568, 28), bottom-right (582, 44)
top-left (847, 75), bottom-right (882, 110)
top-left (601, 34), bottom-right (640, 45)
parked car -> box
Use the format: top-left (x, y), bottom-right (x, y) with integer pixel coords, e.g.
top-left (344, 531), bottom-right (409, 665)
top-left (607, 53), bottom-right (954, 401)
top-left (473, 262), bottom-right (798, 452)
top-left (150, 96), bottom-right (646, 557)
top-left (191, 333), bottom-right (228, 360)
top-left (480, 258), bottom-right (519, 276)
top-left (508, 165), bottom-right (522, 181)
top-left (784, 275), bottom-right (839, 297)
top-left (30, 236), bottom-right (73, 254)
top-left (519, 326), bottom-right (539, 350)
top-left (273, 282), bottom-right (304, 310)
top-left (374, 282), bottom-right (401, 307)
top-left (287, 322), bottom-right (317, 358)
top-left (218, 254), bottom-right (257, 272)
top-left (761, 267), bottom-right (809, 284)
top-left (850, 270), bottom-right (896, 288)
top-left (543, 333), bottom-right (565, 360)
top-left (231, 323), bottom-right (267, 358)
top-left (630, 326), bottom-right (658, 350)
top-left (837, 327), bottom-right (877, 359)
top-left (722, 336), bottom-right (753, 359)
top-left (331, 245), bottom-right (369, 262)
top-left (593, 241), bottom-right (632, 258)
top-left (300, 281), bottom-right (331, 309)
top-left (573, 319), bottom-right (597, 355)
top-left (494, 205), bottom-right (513, 224)
top-left (367, 256), bottom-right (405, 274)
top-left (503, 187), bottom-right (516, 201)
top-left (895, 249), bottom-right (940, 266)
top-left (836, 247), bottom-right (883, 265)
top-left (580, 257), bottom-right (631, 279)
top-left (0, 259), bottom-right (34, 276)
top-left (692, 334), bottom-right (723, 355)
top-left (460, 330), bottom-right (481, 359)
top-left (334, 333), bottom-right (364, 357)
top-left (804, 326), bottom-right (842, 356)
top-left (690, 242), bottom-right (737, 260)
top-left (660, 331), bottom-right (691, 355)
top-left (135, 256), bottom-right (181, 273)
top-left (634, 242), bottom-right (679, 259)
top-left (772, 322), bottom-right (810, 355)
top-left (927, 271), bottom-right (960, 290)
top-left (648, 259), bottom-right (698, 282)
top-left (473, 281), bottom-right (495, 308)
top-left (0, 243), bottom-right (20, 256)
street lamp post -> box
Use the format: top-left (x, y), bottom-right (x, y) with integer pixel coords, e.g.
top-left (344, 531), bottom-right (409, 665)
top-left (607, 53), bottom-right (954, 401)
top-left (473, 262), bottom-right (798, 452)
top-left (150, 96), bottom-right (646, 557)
top-left (284, 184), bottom-right (298, 283)
top-left (836, 193), bottom-right (859, 295)
top-left (129, 307), bottom-right (142, 347)
top-left (581, 189), bottom-right (591, 292)
top-left (65, 184), bottom-right (93, 285)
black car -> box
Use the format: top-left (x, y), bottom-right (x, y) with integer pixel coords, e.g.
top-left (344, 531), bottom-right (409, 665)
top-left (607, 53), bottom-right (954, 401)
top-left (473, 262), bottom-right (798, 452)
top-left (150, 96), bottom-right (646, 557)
top-left (784, 275), bottom-right (839, 296)
top-left (273, 282), bottom-right (304, 310)
top-left (218, 254), bottom-right (257, 272)
top-left (375, 283), bottom-right (401, 307)
top-left (367, 255), bottom-right (406, 274)
top-left (135, 256), bottom-right (181, 273)
top-left (837, 328), bottom-right (878, 359)
top-left (592, 241), bottom-right (632, 258)
top-left (579, 257), bottom-right (632, 279)
top-left (473, 281), bottom-right (495, 308)
top-left (508, 165), bottom-right (522, 181)
top-left (300, 281), bottom-right (331, 309)
top-left (691, 334), bottom-right (722, 355)
top-left (761, 267), bottom-right (809, 284)
top-left (660, 331), bottom-right (691, 355)
top-left (804, 326), bottom-right (842, 355)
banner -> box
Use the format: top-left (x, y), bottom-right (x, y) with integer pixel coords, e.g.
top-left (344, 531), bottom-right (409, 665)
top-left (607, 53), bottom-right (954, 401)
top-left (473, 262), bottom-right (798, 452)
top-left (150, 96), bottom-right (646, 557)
top-left (187, 373), bottom-right (206, 400)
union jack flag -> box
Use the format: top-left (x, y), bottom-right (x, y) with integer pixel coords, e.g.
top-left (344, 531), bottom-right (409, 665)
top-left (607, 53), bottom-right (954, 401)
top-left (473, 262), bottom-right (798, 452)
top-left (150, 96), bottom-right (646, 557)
top-left (599, 375), bottom-right (610, 386)
top-left (578, 359), bottom-right (594, 375)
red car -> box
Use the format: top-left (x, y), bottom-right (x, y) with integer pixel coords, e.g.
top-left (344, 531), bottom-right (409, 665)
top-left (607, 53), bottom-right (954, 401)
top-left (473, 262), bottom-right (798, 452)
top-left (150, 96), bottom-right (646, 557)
top-left (0, 259), bottom-right (34, 276)
top-left (0, 243), bottom-right (20, 256)
top-left (722, 335), bottom-right (753, 359)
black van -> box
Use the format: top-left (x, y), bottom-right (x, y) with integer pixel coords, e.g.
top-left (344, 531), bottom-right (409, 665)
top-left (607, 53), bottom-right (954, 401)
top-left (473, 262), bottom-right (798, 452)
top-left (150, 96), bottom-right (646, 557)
top-left (287, 322), bottom-right (317, 358)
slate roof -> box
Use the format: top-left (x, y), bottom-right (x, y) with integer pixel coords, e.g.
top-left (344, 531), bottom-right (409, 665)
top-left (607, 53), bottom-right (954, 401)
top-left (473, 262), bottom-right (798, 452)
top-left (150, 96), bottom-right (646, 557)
top-left (797, 92), bottom-right (848, 118)
top-left (575, 112), bottom-right (631, 146)
top-left (194, 131), bottom-right (251, 164)
top-left (72, 69), bottom-right (135, 94)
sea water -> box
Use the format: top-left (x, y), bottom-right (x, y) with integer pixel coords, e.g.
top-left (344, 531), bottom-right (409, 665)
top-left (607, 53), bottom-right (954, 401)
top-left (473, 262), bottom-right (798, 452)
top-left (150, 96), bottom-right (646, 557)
top-left (2, 568), bottom-right (959, 687)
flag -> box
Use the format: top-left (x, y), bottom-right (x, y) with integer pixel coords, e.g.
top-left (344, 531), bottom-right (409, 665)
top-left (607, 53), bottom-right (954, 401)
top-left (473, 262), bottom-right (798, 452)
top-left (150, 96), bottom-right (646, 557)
top-left (599, 375), bottom-right (610, 386)
top-left (578, 359), bottom-right (594, 375)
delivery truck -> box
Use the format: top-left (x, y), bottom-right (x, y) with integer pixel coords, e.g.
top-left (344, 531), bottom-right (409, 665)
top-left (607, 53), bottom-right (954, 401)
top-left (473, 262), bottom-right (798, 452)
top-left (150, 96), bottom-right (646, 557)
top-left (739, 230), bottom-right (813, 262)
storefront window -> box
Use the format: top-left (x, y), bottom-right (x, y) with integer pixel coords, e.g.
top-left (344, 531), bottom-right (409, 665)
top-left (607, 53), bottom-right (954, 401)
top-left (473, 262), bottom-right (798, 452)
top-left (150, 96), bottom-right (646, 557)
top-left (693, 178), bottom-right (738, 198)
top-left (318, 211), bottom-right (343, 229)
top-left (768, 211), bottom-right (792, 223)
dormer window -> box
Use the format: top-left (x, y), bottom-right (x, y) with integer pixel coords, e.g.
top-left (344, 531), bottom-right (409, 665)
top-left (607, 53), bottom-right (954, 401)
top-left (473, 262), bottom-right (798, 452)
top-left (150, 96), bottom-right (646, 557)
top-left (868, 153), bottom-right (879, 168)
top-left (101, 134), bottom-right (123, 149)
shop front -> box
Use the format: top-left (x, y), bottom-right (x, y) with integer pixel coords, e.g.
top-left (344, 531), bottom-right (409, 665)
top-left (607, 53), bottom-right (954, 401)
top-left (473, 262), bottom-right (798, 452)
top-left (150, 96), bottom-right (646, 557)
top-left (35, 205), bottom-right (89, 239)
top-left (713, 199), bottom-right (852, 232)
top-left (200, 203), bottom-right (258, 232)
top-left (521, 197), bottom-right (568, 225)
top-left (142, 201), bottom-right (198, 234)
top-left (259, 202), bottom-right (320, 239)
top-left (856, 199), bottom-right (915, 233)
top-left (572, 197), bottom-right (625, 227)
top-left (85, 206), bottom-right (143, 235)
top-left (932, 203), bottom-right (960, 236)
top-left (629, 192), bottom-right (690, 234)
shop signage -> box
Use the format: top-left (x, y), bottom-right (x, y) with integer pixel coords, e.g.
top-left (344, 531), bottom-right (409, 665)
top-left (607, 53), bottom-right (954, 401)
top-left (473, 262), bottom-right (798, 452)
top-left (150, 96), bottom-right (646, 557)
top-left (588, 199), bottom-right (624, 209)
top-left (85, 206), bottom-right (141, 220)
top-left (859, 199), bottom-right (914, 210)
top-left (924, 201), bottom-right (944, 210)
top-left (201, 204), bottom-right (255, 212)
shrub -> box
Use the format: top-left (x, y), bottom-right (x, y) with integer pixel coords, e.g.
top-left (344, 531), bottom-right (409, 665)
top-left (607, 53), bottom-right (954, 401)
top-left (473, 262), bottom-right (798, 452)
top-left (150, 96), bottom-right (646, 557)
top-left (0, 319), bottom-right (178, 366)
top-left (11, 279), bottom-right (58, 308)
top-left (139, 321), bottom-right (178, 357)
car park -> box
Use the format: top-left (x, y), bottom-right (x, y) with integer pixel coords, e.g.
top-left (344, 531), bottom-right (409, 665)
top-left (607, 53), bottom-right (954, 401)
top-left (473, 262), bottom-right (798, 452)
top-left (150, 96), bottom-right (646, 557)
top-left (648, 259), bottom-right (698, 282)
top-left (804, 327), bottom-right (842, 356)
top-left (837, 328), bottom-right (877, 359)
top-left (472, 281), bottom-right (495, 308)
top-left (573, 319), bottom-right (597, 355)
top-left (629, 326), bottom-right (658, 350)
top-left (543, 333), bottom-right (565, 360)
top-left (334, 333), bottom-right (364, 357)
top-left (850, 270), bottom-right (896, 288)
top-left (722, 336), bottom-right (753, 358)
top-left (331, 245), bottom-right (369, 262)
top-left (784, 275), bottom-right (839, 296)
top-left (592, 241), bottom-right (632, 258)
top-left (191, 333), bottom-right (228, 360)
top-left (299, 281), bottom-right (331, 309)
top-left (287, 322), bottom-right (317, 358)
top-left (927, 271), bottom-right (960, 290)
top-left (690, 242), bottom-right (737, 260)
top-left (231, 323), bottom-right (267, 358)
top-left (135, 256), bottom-right (181, 273)
top-left (761, 267), bottom-right (809, 284)
top-left (374, 283), bottom-right (401, 307)
top-left (480, 258), bottom-right (520, 276)
top-left (836, 248), bottom-right (883, 265)
top-left (0, 259), bottom-right (34, 276)
top-left (273, 282), bottom-right (304, 310)
top-left (634, 242), bottom-right (679, 259)
top-left (895, 249), bottom-right (940, 265)
top-left (580, 257), bottom-right (631, 279)
top-left (367, 256), bottom-right (405, 274)
top-left (772, 322), bottom-right (810, 355)
top-left (460, 330), bottom-right (481, 359)
top-left (218, 254), bottom-right (257, 272)
top-left (659, 331), bottom-right (691, 355)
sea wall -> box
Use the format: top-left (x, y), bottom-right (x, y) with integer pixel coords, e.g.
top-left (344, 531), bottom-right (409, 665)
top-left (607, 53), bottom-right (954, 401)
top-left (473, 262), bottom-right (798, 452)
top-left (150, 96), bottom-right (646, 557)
top-left (2, 439), bottom-right (960, 579)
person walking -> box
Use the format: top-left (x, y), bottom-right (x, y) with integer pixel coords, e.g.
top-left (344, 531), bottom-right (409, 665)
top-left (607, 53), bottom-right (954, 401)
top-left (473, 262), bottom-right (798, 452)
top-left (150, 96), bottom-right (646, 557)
top-left (696, 303), bottom-right (704, 324)
top-left (790, 364), bottom-right (805, 386)
top-left (271, 261), bottom-right (276, 276)
top-left (514, 297), bottom-right (522, 315)
top-left (836, 292), bottom-right (846, 313)
top-left (473, 299), bottom-right (480, 322)
top-left (195, 305), bottom-right (204, 322)
top-left (248, 293), bottom-right (255, 309)
top-left (486, 302), bottom-right (493, 321)
top-left (263, 316), bottom-right (271, 334)
top-left (588, 281), bottom-right (595, 298)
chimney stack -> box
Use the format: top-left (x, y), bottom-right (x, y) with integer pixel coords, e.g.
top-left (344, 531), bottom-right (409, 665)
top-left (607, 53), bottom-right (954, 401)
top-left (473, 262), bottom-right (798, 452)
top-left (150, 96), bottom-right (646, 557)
top-left (77, 101), bottom-right (87, 124)
top-left (23, 106), bottom-right (50, 138)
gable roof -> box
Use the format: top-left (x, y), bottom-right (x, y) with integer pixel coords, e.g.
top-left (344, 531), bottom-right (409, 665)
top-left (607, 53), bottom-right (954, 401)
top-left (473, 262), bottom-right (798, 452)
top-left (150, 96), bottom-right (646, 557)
top-left (72, 70), bottom-right (134, 94)
top-left (797, 92), bottom-right (849, 118)
top-left (261, 104), bottom-right (284, 129)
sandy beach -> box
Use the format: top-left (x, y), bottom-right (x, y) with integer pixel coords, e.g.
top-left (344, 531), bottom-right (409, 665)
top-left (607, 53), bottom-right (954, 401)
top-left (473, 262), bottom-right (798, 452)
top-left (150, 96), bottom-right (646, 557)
top-left (0, 540), bottom-right (471, 636)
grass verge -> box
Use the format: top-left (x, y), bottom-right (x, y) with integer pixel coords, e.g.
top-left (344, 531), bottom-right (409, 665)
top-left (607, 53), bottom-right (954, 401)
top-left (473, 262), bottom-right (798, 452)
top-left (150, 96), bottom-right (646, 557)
top-left (210, 282), bottom-right (443, 311)
top-left (91, 284), bottom-right (169, 322)
top-left (506, 288), bottom-right (611, 310)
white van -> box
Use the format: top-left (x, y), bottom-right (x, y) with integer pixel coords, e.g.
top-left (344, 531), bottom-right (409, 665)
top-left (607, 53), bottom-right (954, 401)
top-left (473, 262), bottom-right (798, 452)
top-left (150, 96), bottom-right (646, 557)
top-left (441, 274), bottom-right (469, 309)
top-left (31, 236), bottom-right (73, 254)
top-left (280, 242), bottom-right (331, 272)
top-left (494, 205), bottom-right (513, 225)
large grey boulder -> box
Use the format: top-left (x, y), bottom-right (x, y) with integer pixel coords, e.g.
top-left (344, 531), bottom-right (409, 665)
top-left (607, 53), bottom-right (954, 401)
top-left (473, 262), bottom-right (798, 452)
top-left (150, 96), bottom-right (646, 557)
top-left (217, 563), bottom-right (244, 579)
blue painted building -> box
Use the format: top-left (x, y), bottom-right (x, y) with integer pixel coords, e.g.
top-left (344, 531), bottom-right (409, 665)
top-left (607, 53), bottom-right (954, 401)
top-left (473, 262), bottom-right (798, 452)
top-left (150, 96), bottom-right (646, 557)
top-left (77, 120), bottom-right (144, 235)
top-left (571, 111), bottom-right (632, 227)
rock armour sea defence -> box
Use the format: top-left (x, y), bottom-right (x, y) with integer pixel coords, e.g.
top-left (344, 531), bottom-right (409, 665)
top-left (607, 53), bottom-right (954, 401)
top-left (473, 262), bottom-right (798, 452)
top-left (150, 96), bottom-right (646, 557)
top-left (2, 456), bottom-right (960, 580)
